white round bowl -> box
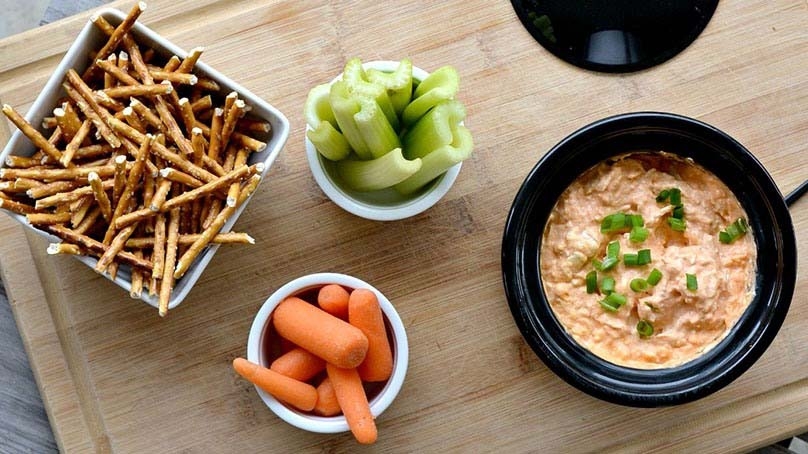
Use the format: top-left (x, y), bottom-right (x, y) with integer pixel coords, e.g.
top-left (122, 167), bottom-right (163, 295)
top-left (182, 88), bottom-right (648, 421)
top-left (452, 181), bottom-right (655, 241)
top-left (246, 272), bottom-right (409, 433)
top-left (305, 60), bottom-right (463, 221)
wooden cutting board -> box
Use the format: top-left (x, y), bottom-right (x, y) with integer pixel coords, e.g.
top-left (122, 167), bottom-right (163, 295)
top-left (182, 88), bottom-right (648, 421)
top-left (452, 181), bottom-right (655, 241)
top-left (0, 0), bottom-right (806, 452)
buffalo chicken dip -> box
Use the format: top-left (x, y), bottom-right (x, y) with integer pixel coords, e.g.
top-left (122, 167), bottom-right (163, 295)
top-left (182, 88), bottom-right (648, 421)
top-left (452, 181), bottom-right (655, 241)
top-left (540, 152), bottom-right (756, 369)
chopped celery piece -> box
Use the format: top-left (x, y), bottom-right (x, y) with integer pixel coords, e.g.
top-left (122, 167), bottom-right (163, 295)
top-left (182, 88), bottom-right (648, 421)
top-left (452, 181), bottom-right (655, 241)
top-left (304, 83), bottom-right (337, 129)
top-left (354, 97), bottom-right (401, 159)
top-left (366, 58), bottom-right (413, 116)
top-left (329, 81), bottom-right (371, 160)
top-left (337, 148), bottom-right (421, 192)
top-left (402, 66), bottom-right (460, 126)
top-left (413, 65), bottom-right (459, 98)
top-left (402, 100), bottom-right (466, 160)
top-left (307, 121), bottom-right (351, 161)
top-left (394, 125), bottom-right (473, 195)
top-left (342, 57), bottom-right (368, 84)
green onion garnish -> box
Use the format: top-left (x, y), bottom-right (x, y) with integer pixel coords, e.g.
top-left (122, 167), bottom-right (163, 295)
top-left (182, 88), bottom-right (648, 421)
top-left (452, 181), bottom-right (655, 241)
top-left (629, 226), bottom-right (649, 243)
top-left (637, 320), bottom-right (654, 337)
top-left (669, 188), bottom-right (682, 206)
top-left (656, 189), bottom-right (670, 203)
top-left (585, 270), bottom-right (597, 294)
top-left (637, 249), bottom-right (652, 265)
top-left (672, 205), bottom-right (685, 220)
top-left (593, 256), bottom-right (618, 272)
top-left (600, 212), bottom-right (627, 233)
top-left (630, 278), bottom-right (649, 292)
top-left (623, 253), bottom-right (639, 267)
top-left (600, 292), bottom-right (627, 312)
top-left (647, 268), bottom-right (663, 286)
top-left (686, 273), bottom-right (698, 291)
top-left (607, 240), bottom-right (620, 258)
top-left (600, 276), bottom-right (616, 295)
top-left (668, 217), bottom-right (686, 232)
top-left (719, 217), bottom-right (750, 244)
top-left (629, 214), bottom-right (645, 227)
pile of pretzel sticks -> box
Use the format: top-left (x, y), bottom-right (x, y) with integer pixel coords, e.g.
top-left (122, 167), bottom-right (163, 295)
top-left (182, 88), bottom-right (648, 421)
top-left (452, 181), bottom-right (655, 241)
top-left (0, 2), bottom-right (272, 316)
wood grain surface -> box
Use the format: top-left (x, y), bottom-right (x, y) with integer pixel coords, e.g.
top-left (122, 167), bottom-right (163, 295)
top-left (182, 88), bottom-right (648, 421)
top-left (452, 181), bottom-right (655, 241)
top-left (0, 0), bottom-right (806, 452)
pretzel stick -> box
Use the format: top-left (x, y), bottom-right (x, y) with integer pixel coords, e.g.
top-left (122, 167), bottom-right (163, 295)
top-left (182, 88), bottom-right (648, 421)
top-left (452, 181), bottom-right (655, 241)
top-left (150, 178), bottom-right (172, 211)
top-left (95, 222), bottom-right (138, 273)
top-left (207, 108), bottom-right (224, 161)
top-left (93, 91), bottom-right (125, 112)
top-left (2, 164), bottom-right (115, 181)
top-left (154, 95), bottom-right (195, 157)
top-left (112, 155), bottom-right (127, 206)
top-left (194, 78), bottom-right (220, 92)
top-left (53, 105), bottom-right (82, 141)
top-left (220, 99), bottom-right (245, 153)
top-left (62, 119), bottom-right (92, 166)
top-left (163, 55), bottom-right (181, 72)
top-left (101, 83), bottom-right (172, 99)
top-left (74, 206), bottom-right (101, 235)
top-left (149, 70), bottom-right (198, 86)
top-left (27, 180), bottom-right (84, 199)
top-left (84, 2), bottom-right (147, 79)
top-left (130, 249), bottom-right (144, 298)
top-left (159, 167), bottom-right (203, 189)
top-left (41, 116), bottom-right (57, 129)
top-left (129, 98), bottom-right (162, 130)
top-left (45, 224), bottom-right (153, 271)
top-left (159, 207), bottom-right (181, 316)
top-left (161, 164), bottom-right (258, 212)
top-left (121, 106), bottom-right (146, 132)
top-left (236, 174), bottom-right (261, 206)
top-left (26, 212), bottom-right (71, 225)
top-left (2, 104), bottom-right (65, 164)
top-left (194, 120), bottom-right (266, 152)
top-left (177, 47), bottom-right (204, 73)
top-left (125, 232), bottom-right (254, 248)
top-left (47, 243), bottom-right (83, 255)
top-left (152, 213), bottom-right (166, 278)
top-left (104, 54), bottom-right (117, 89)
top-left (8, 178), bottom-right (43, 191)
top-left (177, 98), bottom-right (196, 136)
top-left (190, 95), bottom-right (212, 113)
top-left (237, 118), bottom-right (271, 135)
top-left (70, 196), bottom-right (93, 227)
top-left (4, 155), bottom-right (43, 168)
top-left (106, 134), bottom-right (151, 240)
top-left (88, 172), bottom-right (113, 222)
top-left (74, 144), bottom-right (113, 161)
top-left (0, 198), bottom-right (38, 214)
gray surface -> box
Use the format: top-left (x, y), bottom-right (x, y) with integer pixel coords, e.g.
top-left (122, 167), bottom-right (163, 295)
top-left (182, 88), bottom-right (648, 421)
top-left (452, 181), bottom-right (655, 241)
top-left (0, 1), bottom-right (805, 453)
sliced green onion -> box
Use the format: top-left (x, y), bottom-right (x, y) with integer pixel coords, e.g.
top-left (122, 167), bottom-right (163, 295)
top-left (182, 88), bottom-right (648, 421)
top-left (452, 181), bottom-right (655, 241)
top-left (668, 217), bottom-right (686, 232)
top-left (600, 212), bottom-right (627, 233)
top-left (623, 253), bottom-right (639, 267)
top-left (593, 256), bottom-right (618, 272)
top-left (637, 249), bottom-right (652, 266)
top-left (606, 240), bottom-right (620, 259)
top-left (686, 273), bottom-right (698, 291)
top-left (647, 268), bottom-right (663, 286)
top-left (637, 320), bottom-right (654, 337)
top-left (656, 189), bottom-right (670, 203)
top-left (585, 270), bottom-right (597, 294)
top-left (672, 205), bottom-right (685, 220)
top-left (669, 188), bottom-right (682, 206)
top-left (600, 292), bottom-right (627, 312)
top-left (719, 217), bottom-right (750, 244)
top-left (629, 226), bottom-right (649, 243)
top-left (629, 214), bottom-right (645, 227)
top-left (600, 276), bottom-right (615, 295)
top-left (630, 278), bottom-right (649, 292)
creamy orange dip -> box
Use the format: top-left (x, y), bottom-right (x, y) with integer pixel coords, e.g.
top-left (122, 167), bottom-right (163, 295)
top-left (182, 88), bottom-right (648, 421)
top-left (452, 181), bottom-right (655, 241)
top-left (540, 152), bottom-right (756, 369)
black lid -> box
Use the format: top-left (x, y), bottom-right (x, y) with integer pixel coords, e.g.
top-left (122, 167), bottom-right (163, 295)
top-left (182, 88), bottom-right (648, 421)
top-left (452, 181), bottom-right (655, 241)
top-left (511, 0), bottom-right (719, 73)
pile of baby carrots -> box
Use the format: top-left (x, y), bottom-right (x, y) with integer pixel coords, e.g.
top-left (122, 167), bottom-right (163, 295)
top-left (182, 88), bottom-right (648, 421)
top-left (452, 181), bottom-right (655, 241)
top-left (233, 284), bottom-right (393, 444)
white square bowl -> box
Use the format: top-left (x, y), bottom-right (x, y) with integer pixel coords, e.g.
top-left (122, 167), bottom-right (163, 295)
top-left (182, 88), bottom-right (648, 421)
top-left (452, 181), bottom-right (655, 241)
top-left (0, 8), bottom-right (290, 312)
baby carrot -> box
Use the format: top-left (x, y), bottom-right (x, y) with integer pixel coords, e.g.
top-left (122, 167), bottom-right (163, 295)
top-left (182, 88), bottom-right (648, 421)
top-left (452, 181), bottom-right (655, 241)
top-left (273, 297), bottom-right (369, 369)
top-left (318, 284), bottom-right (350, 319)
top-left (270, 347), bottom-right (326, 382)
top-left (326, 363), bottom-right (377, 444)
top-left (232, 357), bottom-right (317, 411)
top-left (313, 377), bottom-right (342, 417)
top-left (349, 289), bottom-right (393, 382)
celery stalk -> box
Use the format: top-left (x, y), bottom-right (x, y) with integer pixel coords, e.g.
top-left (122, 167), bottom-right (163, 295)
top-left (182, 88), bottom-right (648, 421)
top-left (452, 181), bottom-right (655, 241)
top-left (342, 57), bottom-right (368, 84)
top-left (307, 121), bottom-right (351, 161)
top-left (366, 59), bottom-right (413, 116)
top-left (304, 83), bottom-right (337, 129)
top-left (403, 66), bottom-right (460, 126)
top-left (402, 100), bottom-right (466, 160)
top-left (354, 97), bottom-right (401, 159)
top-left (413, 65), bottom-right (459, 98)
top-left (348, 80), bottom-right (399, 132)
top-left (395, 125), bottom-right (473, 195)
top-left (329, 81), bottom-right (371, 160)
top-left (337, 148), bottom-right (422, 191)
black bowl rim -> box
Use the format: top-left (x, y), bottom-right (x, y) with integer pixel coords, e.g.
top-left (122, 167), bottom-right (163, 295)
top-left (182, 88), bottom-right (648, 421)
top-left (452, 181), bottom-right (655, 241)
top-left (501, 111), bottom-right (797, 407)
